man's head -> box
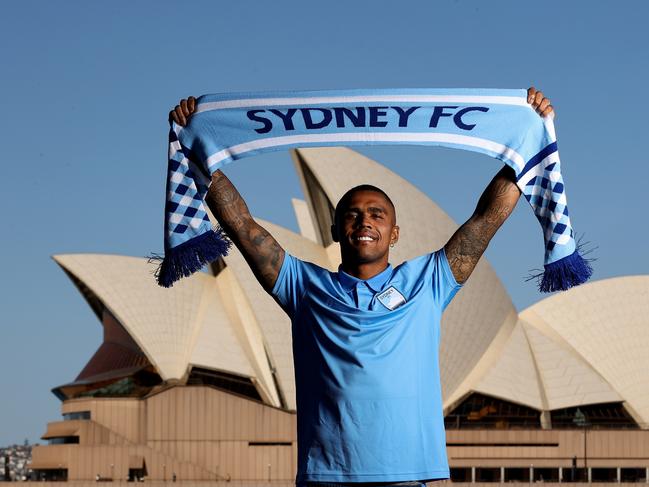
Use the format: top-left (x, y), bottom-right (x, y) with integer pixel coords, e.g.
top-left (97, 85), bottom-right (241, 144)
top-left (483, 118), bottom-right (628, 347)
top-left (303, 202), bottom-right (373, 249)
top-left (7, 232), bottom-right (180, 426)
top-left (331, 185), bottom-right (400, 268)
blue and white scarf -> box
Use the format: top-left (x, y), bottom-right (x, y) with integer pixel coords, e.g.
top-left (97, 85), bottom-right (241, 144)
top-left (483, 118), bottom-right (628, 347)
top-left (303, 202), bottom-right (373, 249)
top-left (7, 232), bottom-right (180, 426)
top-left (157, 88), bottom-right (592, 292)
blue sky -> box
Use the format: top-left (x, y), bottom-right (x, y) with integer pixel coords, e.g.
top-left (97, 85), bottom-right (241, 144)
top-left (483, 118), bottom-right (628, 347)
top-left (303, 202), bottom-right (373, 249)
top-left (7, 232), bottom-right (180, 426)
top-left (0, 0), bottom-right (647, 445)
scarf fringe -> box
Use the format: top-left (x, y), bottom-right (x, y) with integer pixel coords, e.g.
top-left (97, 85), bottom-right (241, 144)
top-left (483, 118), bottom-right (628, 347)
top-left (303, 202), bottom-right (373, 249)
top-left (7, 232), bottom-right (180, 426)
top-left (526, 237), bottom-right (596, 292)
top-left (533, 250), bottom-right (594, 293)
top-left (153, 228), bottom-right (231, 288)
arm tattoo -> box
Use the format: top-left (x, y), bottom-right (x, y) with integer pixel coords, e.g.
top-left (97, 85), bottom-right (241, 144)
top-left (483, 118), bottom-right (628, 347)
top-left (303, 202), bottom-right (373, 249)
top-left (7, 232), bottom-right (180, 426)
top-left (206, 171), bottom-right (285, 292)
top-left (444, 166), bottom-right (520, 284)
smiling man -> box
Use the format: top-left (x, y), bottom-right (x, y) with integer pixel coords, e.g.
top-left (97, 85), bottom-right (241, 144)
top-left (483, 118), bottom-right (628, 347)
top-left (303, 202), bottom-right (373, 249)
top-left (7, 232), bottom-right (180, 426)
top-left (170, 87), bottom-right (553, 487)
top-left (333, 185), bottom-right (400, 280)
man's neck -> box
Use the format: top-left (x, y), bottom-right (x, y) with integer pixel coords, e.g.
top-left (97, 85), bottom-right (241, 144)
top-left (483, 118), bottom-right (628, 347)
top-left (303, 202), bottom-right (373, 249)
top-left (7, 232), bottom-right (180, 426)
top-left (340, 259), bottom-right (389, 281)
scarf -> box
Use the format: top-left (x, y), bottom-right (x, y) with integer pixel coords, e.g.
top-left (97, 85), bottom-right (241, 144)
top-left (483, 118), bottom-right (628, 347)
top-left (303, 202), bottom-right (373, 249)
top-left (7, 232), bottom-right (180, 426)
top-left (156, 88), bottom-right (592, 292)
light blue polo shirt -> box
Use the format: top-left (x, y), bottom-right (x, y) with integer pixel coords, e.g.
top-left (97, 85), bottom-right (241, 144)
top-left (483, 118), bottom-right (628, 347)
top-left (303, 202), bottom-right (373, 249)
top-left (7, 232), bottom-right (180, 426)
top-left (272, 249), bottom-right (461, 485)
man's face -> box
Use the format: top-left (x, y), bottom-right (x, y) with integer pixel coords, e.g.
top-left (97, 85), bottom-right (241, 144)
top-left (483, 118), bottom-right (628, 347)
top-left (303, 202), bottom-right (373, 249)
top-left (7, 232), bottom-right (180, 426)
top-left (332, 190), bottom-right (399, 264)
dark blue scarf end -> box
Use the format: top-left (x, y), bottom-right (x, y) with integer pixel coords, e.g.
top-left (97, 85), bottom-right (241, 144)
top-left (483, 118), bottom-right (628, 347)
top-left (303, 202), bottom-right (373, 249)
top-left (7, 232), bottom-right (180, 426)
top-left (538, 250), bottom-right (594, 293)
top-left (153, 229), bottom-right (232, 288)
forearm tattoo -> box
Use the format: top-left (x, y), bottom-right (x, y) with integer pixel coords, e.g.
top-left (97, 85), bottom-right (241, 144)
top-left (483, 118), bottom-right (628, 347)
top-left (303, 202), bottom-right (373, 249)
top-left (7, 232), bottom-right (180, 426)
top-left (445, 167), bottom-right (520, 284)
top-left (206, 171), bottom-right (284, 291)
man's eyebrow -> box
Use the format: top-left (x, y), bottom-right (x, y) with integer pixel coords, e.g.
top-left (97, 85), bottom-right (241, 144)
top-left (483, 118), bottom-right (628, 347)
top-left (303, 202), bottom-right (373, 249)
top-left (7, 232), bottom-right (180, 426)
top-left (368, 206), bottom-right (387, 213)
top-left (343, 206), bottom-right (387, 213)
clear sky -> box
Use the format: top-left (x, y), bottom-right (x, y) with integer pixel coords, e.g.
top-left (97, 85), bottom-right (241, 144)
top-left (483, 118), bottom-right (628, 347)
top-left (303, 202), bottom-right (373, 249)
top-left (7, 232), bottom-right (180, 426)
top-left (1, 0), bottom-right (647, 446)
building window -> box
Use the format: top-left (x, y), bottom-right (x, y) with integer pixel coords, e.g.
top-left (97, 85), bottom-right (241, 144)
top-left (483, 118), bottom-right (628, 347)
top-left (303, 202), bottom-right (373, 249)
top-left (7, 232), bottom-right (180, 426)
top-left (550, 403), bottom-right (638, 429)
top-left (621, 468), bottom-right (647, 483)
top-left (445, 393), bottom-right (541, 429)
top-left (450, 468), bottom-right (472, 482)
top-left (505, 467), bottom-right (530, 482)
top-left (62, 411), bottom-right (90, 421)
top-left (563, 468), bottom-right (588, 483)
top-left (592, 468), bottom-right (618, 483)
top-left (78, 377), bottom-right (136, 398)
top-left (475, 467), bottom-right (501, 482)
top-left (534, 468), bottom-right (560, 482)
top-left (187, 367), bottom-right (262, 402)
top-left (48, 436), bottom-right (79, 445)
top-left (33, 469), bottom-right (68, 481)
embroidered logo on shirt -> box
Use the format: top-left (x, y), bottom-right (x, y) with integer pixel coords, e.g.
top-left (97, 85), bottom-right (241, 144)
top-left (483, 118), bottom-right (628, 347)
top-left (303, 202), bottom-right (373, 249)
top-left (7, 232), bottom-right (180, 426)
top-left (376, 286), bottom-right (407, 310)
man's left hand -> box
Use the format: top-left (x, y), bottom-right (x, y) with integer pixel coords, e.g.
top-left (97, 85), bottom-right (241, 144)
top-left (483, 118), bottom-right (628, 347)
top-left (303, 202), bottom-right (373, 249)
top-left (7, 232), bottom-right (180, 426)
top-left (527, 87), bottom-right (554, 119)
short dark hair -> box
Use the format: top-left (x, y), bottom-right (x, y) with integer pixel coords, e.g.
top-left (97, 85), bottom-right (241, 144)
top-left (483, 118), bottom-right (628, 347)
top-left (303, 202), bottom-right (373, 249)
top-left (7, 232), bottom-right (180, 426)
top-left (333, 184), bottom-right (396, 224)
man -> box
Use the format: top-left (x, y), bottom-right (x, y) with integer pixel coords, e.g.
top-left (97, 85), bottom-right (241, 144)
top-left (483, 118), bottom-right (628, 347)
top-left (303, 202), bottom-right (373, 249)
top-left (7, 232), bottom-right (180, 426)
top-left (170, 88), bottom-right (554, 487)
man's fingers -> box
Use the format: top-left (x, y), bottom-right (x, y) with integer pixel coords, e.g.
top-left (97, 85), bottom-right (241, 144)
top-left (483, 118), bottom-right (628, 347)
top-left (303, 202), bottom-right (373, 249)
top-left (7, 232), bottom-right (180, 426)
top-left (169, 97), bottom-right (198, 126)
top-left (541, 105), bottom-right (554, 118)
top-left (537, 98), bottom-right (550, 113)
top-left (174, 105), bottom-right (186, 126)
top-left (180, 99), bottom-right (190, 117)
top-left (527, 86), bottom-right (554, 119)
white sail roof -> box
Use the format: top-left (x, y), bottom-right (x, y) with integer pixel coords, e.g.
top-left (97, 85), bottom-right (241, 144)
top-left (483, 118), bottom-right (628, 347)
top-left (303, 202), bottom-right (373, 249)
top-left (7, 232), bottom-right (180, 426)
top-left (520, 276), bottom-right (649, 423)
top-left (54, 254), bottom-right (255, 383)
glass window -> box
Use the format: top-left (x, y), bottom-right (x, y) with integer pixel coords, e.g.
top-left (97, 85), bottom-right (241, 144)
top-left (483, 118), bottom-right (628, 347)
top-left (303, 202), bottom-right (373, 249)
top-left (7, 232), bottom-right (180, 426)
top-left (534, 468), bottom-right (560, 482)
top-left (563, 467), bottom-right (588, 482)
top-left (450, 468), bottom-right (472, 482)
top-left (551, 403), bottom-right (638, 429)
top-left (592, 468), bottom-right (618, 483)
top-left (62, 411), bottom-right (90, 421)
top-left (621, 468), bottom-right (647, 483)
top-left (505, 467), bottom-right (530, 482)
top-left (48, 436), bottom-right (79, 445)
top-left (475, 467), bottom-right (501, 482)
top-left (445, 392), bottom-right (541, 429)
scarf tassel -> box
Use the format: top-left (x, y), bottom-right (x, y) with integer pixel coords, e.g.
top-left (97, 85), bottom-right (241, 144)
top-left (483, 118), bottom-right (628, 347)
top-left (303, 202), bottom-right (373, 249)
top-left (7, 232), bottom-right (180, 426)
top-left (537, 249), bottom-right (594, 293)
top-left (154, 228), bottom-right (231, 288)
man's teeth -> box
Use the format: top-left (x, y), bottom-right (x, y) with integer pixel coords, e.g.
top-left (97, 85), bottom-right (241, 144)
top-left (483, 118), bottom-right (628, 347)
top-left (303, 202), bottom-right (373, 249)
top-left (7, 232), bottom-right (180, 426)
top-left (357, 236), bottom-right (373, 241)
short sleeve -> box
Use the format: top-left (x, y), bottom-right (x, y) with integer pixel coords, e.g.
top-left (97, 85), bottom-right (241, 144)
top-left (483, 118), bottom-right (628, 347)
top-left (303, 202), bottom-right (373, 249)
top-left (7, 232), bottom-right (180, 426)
top-left (271, 252), bottom-right (310, 318)
top-left (431, 248), bottom-right (462, 310)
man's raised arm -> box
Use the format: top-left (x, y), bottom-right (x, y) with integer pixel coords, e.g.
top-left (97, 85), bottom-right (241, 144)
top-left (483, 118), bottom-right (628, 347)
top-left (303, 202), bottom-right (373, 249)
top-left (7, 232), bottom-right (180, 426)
top-left (444, 166), bottom-right (520, 284)
top-left (206, 171), bottom-right (285, 292)
top-left (443, 87), bottom-right (554, 284)
top-left (170, 97), bottom-right (285, 293)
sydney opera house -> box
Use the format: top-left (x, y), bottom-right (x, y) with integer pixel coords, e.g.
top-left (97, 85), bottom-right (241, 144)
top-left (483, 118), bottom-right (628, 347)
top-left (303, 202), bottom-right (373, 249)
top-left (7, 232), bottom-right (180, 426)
top-left (30, 148), bottom-right (649, 484)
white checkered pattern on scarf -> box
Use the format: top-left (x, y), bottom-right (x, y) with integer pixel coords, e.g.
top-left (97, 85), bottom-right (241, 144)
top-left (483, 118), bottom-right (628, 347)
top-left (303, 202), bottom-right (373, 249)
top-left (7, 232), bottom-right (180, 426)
top-left (165, 128), bottom-right (212, 244)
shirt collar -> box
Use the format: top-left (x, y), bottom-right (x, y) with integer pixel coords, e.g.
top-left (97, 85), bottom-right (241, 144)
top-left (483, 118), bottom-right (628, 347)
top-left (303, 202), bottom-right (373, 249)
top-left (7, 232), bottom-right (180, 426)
top-left (337, 263), bottom-right (393, 293)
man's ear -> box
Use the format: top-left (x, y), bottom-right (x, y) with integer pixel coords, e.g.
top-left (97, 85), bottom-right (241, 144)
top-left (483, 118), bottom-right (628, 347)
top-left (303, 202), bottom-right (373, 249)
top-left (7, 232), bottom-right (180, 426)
top-left (330, 224), bottom-right (339, 243)
top-left (391, 225), bottom-right (400, 245)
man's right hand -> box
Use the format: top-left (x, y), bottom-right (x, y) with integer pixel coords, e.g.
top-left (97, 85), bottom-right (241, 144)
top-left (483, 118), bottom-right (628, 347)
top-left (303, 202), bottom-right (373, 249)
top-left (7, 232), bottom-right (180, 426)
top-left (169, 96), bottom-right (197, 126)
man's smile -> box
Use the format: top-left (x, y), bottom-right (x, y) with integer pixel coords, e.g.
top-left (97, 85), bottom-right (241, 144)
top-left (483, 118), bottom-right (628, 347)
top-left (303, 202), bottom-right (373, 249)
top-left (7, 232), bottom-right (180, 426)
top-left (351, 232), bottom-right (378, 243)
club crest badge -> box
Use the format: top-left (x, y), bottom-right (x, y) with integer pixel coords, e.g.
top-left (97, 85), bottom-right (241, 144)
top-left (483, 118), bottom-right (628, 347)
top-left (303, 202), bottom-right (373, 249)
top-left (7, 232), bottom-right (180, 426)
top-left (376, 286), bottom-right (407, 311)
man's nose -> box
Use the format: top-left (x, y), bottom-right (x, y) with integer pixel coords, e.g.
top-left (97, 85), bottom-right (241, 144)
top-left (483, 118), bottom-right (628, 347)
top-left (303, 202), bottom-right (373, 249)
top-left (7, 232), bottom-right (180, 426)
top-left (354, 213), bottom-right (372, 228)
